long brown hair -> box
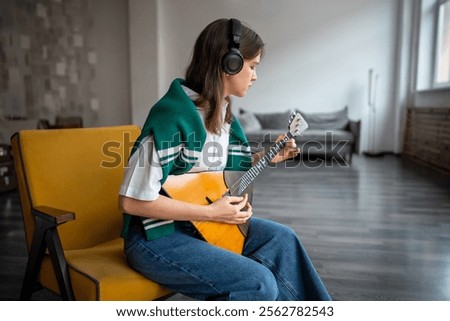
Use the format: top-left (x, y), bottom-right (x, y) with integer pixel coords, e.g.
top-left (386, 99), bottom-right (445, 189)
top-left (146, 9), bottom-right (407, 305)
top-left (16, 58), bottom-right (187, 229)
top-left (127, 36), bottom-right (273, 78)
top-left (185, 18), bottom-right (264, 134)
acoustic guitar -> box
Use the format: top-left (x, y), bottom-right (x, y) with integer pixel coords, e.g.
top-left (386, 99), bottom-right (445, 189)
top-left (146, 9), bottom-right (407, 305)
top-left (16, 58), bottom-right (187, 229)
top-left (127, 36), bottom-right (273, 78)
top-left (162, 112), bottom-right (308, 254)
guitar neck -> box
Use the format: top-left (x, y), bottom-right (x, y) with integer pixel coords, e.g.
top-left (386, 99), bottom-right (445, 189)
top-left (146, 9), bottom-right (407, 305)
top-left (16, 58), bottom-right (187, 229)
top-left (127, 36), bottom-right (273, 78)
top-left (228, 132), bottom-right (294, 196)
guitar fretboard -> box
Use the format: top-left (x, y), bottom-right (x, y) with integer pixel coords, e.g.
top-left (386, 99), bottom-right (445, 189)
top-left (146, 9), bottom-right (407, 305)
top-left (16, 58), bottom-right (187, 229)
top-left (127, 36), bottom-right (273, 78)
top-left (228, 132), bottom-right (294, 196)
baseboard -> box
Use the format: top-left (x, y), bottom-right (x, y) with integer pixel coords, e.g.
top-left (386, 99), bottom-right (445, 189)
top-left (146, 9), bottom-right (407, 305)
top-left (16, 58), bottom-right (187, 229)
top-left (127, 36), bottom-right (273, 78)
top-left (362, 151), bottom-right (384, 157)
top-left (361, 151), bottom-right (402, 157)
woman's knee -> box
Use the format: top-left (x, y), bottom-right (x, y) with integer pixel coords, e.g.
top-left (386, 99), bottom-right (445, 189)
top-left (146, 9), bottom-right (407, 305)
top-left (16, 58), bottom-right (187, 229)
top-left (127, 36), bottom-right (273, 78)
top-left (253, 218), bottom-right (296, 237)
top-left (256, 272), bottom-right (279, 300)
top-left (239, 267), bottom-right (279, 300)
top-left (262, 220), bottom-right (299, 244)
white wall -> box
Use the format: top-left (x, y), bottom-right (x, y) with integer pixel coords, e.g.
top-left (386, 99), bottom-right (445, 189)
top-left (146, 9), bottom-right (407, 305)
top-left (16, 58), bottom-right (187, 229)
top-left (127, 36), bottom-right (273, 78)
top-left (129, 0), bottom-right (402, 153)
top-left (128, 0), bottom-right (160, 126)
top-left (90, 0), bottom-right (131, 127)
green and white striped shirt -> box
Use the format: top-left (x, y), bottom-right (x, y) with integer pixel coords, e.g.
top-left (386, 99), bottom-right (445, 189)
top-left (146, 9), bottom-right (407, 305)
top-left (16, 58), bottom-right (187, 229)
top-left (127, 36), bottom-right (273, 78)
top-left (120, 78), bottom-right (252, 240)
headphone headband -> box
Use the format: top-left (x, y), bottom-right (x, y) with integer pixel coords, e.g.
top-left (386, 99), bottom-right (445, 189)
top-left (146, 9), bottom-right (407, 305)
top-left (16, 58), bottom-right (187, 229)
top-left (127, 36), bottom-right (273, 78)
top-left (230, 18), bottom-right (241, 49)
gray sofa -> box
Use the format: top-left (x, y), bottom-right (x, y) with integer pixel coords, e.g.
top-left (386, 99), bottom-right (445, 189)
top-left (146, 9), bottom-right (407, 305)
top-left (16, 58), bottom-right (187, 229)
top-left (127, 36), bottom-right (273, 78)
top-left (236, 107), bottom-right (360, 164)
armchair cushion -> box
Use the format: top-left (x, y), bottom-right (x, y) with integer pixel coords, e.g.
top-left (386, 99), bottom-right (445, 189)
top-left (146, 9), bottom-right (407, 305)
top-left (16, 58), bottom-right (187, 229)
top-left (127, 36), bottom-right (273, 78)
top-left (39, 238), bottom-right (170, 300)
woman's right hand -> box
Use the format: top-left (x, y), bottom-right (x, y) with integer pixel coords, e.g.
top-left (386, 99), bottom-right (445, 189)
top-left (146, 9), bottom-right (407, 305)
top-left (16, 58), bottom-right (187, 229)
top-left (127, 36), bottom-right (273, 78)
top-left (206, 194), bottom-right (252, 224)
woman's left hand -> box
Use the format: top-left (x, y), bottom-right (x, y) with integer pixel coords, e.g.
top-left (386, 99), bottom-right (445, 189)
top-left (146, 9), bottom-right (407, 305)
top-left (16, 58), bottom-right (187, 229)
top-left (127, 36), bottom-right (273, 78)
top-left (271, 134), bottom-right (300, 163)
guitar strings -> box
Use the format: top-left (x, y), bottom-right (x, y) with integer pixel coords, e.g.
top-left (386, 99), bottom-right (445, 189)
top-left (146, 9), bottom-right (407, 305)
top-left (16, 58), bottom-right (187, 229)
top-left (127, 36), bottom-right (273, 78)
top-left (228, 134), bottom-right (292, 196)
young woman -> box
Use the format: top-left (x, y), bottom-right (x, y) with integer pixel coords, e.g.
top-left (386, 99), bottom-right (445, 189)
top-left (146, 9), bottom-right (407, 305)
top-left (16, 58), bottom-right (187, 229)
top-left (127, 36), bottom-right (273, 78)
top-left (119, 18), bottom-right (331, 301)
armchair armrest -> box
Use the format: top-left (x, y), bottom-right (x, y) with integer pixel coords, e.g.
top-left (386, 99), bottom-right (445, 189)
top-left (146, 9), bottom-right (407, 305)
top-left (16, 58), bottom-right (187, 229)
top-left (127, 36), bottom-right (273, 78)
top-left (348, 120), bottom-right (361, 154)
top-left (22, 206), bottom-right (76, 300)
top-left (32, 206), bottom-right (75, 225)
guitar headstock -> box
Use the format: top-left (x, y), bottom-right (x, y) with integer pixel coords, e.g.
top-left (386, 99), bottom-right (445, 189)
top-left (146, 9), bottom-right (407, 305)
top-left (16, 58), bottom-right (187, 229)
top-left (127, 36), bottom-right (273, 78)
top-left (288, 112), bottom-right (309, 137)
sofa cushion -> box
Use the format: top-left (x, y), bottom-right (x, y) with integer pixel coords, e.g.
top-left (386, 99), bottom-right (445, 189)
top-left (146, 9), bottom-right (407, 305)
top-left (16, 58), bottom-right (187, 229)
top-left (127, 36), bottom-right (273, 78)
top-left (297, 107), bottom-right (349, 130)
top-left (245, 129), bottom-right (280, 145)
top-left (297, 129), bottom-right (354, 143)
top-left (253, 110), bottom-right (292, 129)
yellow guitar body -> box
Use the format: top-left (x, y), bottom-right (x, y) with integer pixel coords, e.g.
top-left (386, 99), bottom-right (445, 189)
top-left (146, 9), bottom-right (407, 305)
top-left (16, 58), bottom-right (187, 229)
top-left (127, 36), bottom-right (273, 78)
top-left (162, 171), bottom-right (248, 255)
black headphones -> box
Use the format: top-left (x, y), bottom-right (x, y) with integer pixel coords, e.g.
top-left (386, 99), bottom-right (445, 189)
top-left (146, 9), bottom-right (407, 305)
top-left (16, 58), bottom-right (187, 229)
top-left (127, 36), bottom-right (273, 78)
top-left (222, 18), bottom-right (244, 75)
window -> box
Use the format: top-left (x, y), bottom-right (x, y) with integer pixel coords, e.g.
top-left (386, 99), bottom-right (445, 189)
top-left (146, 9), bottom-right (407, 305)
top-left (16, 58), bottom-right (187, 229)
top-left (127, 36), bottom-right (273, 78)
top-left (435, 0), bottom-right (450, 86)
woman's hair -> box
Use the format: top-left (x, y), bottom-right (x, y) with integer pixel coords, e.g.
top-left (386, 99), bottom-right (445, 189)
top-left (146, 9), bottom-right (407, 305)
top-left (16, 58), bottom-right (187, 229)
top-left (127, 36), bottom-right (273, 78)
top-left (185, 18), bottom-right (264, 134)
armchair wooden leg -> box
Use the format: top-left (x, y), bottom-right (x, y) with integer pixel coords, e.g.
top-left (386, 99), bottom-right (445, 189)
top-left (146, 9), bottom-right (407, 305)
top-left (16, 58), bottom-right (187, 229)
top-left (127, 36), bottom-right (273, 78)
top-left (46, 228), bottom-right (75, 300)
top-left (20, 219), bottom-right (50, 300)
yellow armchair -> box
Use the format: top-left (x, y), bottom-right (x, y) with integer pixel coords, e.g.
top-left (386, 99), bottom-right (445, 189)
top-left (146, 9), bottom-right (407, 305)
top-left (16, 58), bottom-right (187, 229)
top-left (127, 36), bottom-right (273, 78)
top-left (11, 126), bottom-right (172, 300)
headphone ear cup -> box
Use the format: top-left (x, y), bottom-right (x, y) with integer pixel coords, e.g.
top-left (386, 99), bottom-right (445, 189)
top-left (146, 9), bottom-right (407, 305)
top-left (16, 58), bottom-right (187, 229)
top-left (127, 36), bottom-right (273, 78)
top-left (222, 48), bottom-right (244, 75)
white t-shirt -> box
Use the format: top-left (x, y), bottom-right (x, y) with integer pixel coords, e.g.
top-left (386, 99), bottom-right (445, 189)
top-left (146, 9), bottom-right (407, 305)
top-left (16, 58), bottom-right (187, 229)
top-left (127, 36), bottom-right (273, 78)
top-left (119, 86), bottom-right (230, 201)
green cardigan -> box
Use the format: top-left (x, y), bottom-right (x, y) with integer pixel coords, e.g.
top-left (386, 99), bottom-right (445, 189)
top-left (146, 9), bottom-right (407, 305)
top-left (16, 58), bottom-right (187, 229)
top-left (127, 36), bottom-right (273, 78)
top-left (121, 78), bottom-right (252, 240)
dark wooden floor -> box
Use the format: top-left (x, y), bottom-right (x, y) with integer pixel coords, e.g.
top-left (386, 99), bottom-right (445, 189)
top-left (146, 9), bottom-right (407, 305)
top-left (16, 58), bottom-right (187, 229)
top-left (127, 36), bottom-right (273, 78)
top-left (1, 155), bottom-right (450, 301)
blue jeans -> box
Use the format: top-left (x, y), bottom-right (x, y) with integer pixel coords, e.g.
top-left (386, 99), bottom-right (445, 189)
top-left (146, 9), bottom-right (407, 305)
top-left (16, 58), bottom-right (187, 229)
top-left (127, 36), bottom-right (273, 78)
top-left (124, 217), bottom-right (331, 301)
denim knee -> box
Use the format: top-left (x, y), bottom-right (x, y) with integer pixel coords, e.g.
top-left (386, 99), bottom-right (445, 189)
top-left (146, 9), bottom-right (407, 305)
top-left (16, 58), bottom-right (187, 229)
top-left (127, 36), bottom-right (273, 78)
top-left (255, 271), bottom-right (279, 300)
top-left (236, 267), bottom-right (279, 301)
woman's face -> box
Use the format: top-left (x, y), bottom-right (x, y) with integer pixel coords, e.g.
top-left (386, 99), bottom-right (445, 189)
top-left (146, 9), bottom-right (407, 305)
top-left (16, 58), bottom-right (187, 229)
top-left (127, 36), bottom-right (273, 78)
top-left (223, 53), bottom-right (261, 98)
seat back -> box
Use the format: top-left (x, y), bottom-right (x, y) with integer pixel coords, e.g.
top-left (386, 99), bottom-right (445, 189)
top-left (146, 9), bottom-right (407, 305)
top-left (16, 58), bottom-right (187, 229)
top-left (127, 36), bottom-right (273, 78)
top-left (12, 125), bottom-right (140, 251)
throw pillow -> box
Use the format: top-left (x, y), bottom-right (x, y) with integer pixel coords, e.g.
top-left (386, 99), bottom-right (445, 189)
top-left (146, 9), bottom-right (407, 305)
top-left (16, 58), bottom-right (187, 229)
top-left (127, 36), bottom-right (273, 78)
top-left (297, 106), bottom-right (349, 130)
top-left (236, 111), bottom-right (262, 132)
top-left (254, 110), bottom-right (292, 129)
